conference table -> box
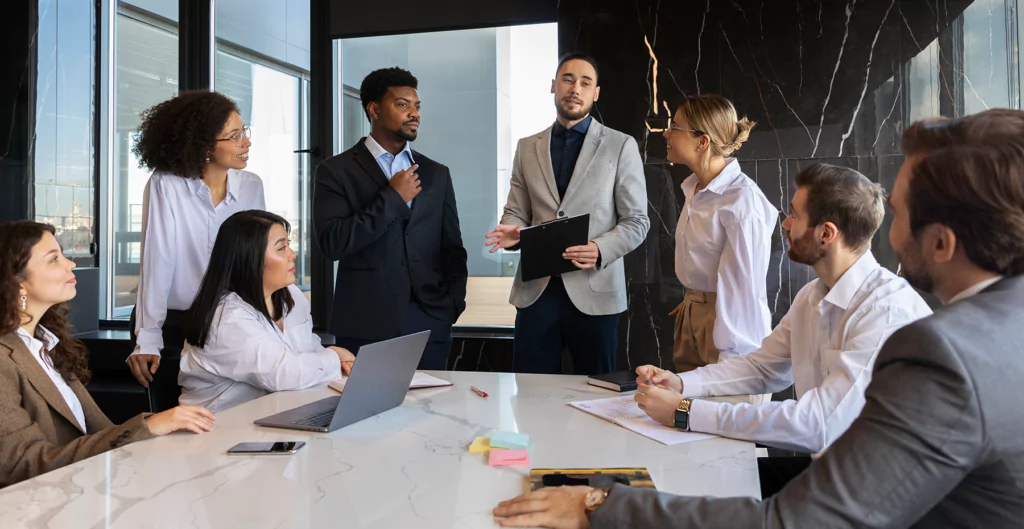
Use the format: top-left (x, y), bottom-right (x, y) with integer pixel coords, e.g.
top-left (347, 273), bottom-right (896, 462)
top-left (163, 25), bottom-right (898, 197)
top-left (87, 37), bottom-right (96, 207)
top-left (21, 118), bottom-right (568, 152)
top-left (0, 372), bottom-right (759, 528)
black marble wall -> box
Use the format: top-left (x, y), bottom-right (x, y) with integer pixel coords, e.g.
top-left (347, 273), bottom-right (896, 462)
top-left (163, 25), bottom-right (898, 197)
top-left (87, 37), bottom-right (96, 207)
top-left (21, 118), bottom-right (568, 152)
top-left (558, 0), bottom-right (1017, 371)
top-left (0, 0), bottom-right (33, 222)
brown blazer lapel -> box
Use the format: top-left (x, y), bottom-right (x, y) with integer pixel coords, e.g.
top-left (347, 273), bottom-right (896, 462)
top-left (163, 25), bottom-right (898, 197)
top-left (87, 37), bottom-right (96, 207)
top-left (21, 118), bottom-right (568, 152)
top-left (0, 333), bottom-right (86, 434)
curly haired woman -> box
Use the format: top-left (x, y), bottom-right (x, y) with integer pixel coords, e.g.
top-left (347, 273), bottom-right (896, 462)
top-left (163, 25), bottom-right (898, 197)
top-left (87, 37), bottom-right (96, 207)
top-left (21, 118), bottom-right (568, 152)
top-left (125, 91), bottom-right (266, 410)
top-left (0, 221), bottom-right (215, 487)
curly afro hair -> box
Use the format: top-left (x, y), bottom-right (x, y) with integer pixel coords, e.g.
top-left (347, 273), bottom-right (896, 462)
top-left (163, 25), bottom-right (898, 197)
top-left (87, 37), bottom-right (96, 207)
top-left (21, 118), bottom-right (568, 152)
top-left (132, 90), bottom-right (240, 179)
top-left (360, 67), bottom-right (418, 123)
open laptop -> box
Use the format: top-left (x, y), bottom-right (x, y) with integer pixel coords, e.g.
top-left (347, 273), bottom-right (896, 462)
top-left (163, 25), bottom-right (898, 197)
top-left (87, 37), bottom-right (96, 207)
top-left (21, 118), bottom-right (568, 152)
top-left (254, 331), bottom-right (430, 433)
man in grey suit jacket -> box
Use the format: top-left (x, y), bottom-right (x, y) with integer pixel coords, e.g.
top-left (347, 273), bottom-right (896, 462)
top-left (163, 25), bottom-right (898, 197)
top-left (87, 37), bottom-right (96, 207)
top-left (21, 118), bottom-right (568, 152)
top-left (493, 109), bottom-right (1024, 528)
top-left (485, 52), bottom-right (649, 375)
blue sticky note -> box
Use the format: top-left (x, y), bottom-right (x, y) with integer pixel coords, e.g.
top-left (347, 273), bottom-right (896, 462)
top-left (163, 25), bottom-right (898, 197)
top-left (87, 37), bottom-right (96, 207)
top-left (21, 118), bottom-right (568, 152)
top-left (489, 429), bottom-right (529, 450)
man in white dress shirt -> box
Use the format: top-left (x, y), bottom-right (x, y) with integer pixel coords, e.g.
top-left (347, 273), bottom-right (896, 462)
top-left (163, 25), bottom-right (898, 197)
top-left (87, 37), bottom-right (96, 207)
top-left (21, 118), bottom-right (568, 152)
top-left (634, 163), bottom-right (932, 496)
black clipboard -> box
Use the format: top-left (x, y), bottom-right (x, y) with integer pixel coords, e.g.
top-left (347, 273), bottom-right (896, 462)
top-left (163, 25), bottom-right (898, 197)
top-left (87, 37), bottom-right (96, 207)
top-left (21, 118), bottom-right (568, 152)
top-left (518, 214), bottom-right (590, 281)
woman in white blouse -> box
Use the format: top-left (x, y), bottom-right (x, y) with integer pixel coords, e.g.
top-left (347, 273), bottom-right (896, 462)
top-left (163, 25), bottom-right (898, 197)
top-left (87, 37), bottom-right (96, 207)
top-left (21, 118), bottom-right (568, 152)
top-left (662, 95), bottom-right (777, 377)
top-left (0, 222), bottom-right (215, 487)
top-left (126, 91), bottom-right (266, 412)
top-left (178, 211), bottom-right (355, 413)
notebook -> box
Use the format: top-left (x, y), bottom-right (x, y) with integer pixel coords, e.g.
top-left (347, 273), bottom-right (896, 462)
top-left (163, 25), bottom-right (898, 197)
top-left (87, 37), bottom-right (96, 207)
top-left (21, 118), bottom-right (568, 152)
top-left (587, 370), bottom-right (639, 392)
top-left (530, 468), bottom-right (656, 491)
top-left (329, 371), bottom-right (453, 393)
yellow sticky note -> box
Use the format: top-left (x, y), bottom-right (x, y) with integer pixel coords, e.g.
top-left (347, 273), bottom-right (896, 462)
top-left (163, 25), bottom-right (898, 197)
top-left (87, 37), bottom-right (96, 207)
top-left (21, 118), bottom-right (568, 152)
top-left (469, 437), bottom-right (496, 453)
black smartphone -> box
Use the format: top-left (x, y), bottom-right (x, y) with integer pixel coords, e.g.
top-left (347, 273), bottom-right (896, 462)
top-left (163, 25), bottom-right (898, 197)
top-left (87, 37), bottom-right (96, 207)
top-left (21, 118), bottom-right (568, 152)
top-left (541, 473), bottom-right (629, 488)
top-left (227, 441), bottom-right (306, 455)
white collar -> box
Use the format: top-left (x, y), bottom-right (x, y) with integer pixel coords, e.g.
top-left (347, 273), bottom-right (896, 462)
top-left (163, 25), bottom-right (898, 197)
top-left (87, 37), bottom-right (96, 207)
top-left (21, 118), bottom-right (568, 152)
top-left (947, 276), bottom-right (1002, 305)
top-left (364, 134), bottom-right (415, 163)
top-left (819, 251), bottom-right (880, 310)
top-left (16, 325), bottom-right (60, 353)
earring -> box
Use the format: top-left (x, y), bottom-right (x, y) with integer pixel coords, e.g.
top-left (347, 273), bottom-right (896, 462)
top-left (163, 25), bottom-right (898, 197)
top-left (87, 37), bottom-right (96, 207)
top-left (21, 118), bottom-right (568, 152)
top-left (204, 156), bottom-right (211, 163)
top-left (20, 295), bottom-right (27, 311)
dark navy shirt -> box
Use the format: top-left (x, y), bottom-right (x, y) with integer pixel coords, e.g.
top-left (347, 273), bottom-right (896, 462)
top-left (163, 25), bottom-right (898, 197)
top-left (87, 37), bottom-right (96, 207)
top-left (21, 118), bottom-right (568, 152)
top-left (549, 115), bottom-right (592, 200)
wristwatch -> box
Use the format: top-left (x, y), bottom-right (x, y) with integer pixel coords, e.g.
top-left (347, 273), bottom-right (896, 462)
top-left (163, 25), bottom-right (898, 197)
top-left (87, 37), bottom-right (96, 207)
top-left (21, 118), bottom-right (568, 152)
top-left (583, 487), bottom-right (609, 517)
top-left (674, 398), bottom-right (693, 431)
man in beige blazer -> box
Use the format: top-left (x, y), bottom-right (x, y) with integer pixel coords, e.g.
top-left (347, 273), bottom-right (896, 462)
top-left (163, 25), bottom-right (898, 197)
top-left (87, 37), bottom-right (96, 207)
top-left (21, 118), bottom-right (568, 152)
top-left (486, 52), bottom-right (649, 375)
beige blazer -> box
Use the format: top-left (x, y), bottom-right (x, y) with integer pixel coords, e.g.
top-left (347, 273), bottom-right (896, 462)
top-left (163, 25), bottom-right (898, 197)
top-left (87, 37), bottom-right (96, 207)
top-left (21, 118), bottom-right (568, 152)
top-left (502, 119), bottom-right (650, 315)
top-left (0, 332), bottom-right (153, 487)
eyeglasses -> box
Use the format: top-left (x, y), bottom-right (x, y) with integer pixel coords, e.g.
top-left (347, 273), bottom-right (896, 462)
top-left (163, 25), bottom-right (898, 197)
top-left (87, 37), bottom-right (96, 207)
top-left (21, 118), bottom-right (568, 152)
top-left (668, 124), bottom-right (705, 135)
top-left (216, 126), bottom-right (251, 146)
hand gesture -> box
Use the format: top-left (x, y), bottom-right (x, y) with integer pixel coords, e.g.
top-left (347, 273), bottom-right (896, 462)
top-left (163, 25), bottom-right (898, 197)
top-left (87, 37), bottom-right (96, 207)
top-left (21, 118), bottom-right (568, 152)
top-left (330, 346), bottom-right (355, 375)
top-left (389, 164), bottom-right (421, 203)
top-left (485, 225), bottom-right (522, 253)
top-left (635, 364), bottom-right (683, 393)
top-left (563, 242), bottom-right (600, 269)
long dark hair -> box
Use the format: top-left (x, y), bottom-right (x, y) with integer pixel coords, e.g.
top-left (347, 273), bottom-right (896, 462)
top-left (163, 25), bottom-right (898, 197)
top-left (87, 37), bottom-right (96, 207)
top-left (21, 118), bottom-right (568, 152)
top-left (0, 222), bottom-right (91, 384)
top-left (184, 210), bottom-right (295, 348)
top-left (132, 90), bottom-right (240, 179)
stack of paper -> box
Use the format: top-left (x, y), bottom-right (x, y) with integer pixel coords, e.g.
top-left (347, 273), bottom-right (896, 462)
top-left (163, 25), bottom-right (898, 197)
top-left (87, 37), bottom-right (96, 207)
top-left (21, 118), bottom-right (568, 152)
top-left (329, 372), bottom-right (453, 393)
top-left (569, 396), bottom-right (717, 446)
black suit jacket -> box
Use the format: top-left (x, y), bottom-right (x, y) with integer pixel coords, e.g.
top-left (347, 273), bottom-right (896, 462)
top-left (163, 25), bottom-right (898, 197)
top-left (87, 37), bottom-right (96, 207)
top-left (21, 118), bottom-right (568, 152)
top-left (313, 139), bottom-right (468, 340)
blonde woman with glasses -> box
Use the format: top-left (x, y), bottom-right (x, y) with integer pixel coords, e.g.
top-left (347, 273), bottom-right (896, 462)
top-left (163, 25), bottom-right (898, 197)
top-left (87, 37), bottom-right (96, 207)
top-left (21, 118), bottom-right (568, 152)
top-left (651, 95), bottom-right (776, 398)
top-left (125, 91), bottom-right (266, 411)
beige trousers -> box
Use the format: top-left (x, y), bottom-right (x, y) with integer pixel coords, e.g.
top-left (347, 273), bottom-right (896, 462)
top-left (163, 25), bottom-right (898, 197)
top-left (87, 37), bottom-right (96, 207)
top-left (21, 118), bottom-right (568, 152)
top-left (672, 289), bottom-right (770, 405)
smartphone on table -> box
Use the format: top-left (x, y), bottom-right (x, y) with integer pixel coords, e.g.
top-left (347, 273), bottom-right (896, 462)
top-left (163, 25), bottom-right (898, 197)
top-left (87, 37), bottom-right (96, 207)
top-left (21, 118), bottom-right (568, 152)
top-left (227, 441), bottom-right (306, 455)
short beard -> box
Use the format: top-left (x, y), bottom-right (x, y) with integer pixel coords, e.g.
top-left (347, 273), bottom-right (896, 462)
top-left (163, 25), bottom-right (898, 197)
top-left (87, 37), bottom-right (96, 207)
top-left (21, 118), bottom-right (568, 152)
top-left (555, 97), bottom-right (592, 122)
top-left (787, 228), bottom-right (826, 266)
top-left (396, 129), bottom-right (417, 142)
top-left (896, 244), bottom-right (934, 293)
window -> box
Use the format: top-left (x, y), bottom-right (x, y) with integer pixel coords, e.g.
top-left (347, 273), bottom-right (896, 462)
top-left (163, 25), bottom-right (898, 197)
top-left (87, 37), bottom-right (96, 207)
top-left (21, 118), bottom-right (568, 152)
top-left (108, 9), bottom-right (179, 318)
top-left (34, 0), bottom-right (96, 267)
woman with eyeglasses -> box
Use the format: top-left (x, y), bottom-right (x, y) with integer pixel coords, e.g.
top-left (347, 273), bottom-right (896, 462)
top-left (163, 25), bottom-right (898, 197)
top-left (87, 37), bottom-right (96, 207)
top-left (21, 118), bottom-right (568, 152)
top-left (126, 91), bottom-right (266, 411)
top-left (653, 95), bottom-right (776, 386)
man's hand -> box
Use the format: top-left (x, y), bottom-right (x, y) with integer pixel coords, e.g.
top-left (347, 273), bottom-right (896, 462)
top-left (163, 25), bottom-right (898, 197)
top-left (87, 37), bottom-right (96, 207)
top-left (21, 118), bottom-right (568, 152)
top-left (389, 164), bottom-right (421, 203)
top-left (564, 242), bottom-right (600, 269)
top-left (493, 486), bottom-right (592, 528)
top-left (128, 354), bottom-right (161, 387)
top-left (635, 382), bottom-right (684, 427)
top-left (485, 225), bottom-right (522, 253)
top-left (635, 365), bottom-right (683, 393)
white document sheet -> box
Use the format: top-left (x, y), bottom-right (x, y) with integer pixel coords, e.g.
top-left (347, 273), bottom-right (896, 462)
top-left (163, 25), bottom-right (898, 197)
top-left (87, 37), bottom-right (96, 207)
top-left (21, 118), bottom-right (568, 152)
top-left (569, 395), bottom-right (717, 445)
top-left (329, 372), bottom-right (453, 393)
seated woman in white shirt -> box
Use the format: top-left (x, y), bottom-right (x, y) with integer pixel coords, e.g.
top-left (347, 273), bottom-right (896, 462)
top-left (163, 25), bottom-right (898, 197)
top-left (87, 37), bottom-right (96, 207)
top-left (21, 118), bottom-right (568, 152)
top-left (126, 91), bottom-right (267, 412)
top-left (0, 222), bottom-right (215, 487)
top-left (178, 210), bottom-right (355, 413)
top-left (662, 95), bottom-right (777, 392)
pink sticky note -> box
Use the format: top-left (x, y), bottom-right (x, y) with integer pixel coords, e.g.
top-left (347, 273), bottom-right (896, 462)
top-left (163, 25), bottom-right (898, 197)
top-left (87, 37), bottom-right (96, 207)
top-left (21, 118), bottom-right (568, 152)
top-left (489, 449), bottom-right (529, 467)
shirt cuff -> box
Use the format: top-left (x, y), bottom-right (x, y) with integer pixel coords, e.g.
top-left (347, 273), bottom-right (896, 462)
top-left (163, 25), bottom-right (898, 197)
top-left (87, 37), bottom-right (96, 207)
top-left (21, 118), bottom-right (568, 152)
top-left (686, 398), bottom-right (720, 435)
top-left (678, 370), bottom-right (705, 398)
top-left (319, 348), bottom-right (343, 377)
top-left (127, 345), bottom-right (161, 360)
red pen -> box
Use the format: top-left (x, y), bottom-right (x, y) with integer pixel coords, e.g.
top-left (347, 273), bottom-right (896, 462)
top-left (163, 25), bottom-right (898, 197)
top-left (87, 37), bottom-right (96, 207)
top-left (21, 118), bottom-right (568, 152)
top-left (470, 386), bottom-right (489, 398)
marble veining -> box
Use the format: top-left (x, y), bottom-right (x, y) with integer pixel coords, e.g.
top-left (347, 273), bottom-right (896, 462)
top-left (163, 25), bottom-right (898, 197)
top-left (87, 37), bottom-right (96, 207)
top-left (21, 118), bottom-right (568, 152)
top-left (554, 0), bottom-right (1010, 371)
top-left (0, 372), bottom-right (758, 529)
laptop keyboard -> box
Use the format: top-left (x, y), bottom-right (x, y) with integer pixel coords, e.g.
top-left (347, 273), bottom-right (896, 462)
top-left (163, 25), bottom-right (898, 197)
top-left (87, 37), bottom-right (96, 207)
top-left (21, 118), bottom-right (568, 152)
top-left (291, 409), bottom-right (334, 427)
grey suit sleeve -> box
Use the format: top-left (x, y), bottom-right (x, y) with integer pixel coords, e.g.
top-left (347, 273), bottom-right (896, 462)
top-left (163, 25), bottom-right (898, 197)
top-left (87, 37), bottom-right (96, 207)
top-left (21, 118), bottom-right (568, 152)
top-left (590, 322), bottom-right (985, 529)
top-left (501, 138), bottom-right (531, 228)
top-left (591, 136), bottom-right (649, 268)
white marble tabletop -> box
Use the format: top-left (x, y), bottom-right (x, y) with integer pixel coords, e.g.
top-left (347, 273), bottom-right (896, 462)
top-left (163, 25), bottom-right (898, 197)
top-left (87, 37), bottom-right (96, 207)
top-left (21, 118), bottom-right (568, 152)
top-left (0, 372), bottom-right (759, 529)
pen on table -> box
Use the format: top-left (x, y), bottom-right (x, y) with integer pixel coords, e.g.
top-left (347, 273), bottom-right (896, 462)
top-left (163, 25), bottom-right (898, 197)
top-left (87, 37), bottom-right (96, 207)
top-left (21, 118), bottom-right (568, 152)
top-left (470, 386), bottom-right (489, 398)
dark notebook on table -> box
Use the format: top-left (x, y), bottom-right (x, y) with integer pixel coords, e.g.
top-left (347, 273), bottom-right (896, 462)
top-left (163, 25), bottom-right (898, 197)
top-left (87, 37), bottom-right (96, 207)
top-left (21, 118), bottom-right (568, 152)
top-left (518, 214), bottom-right (590, 281)
top-left (587, 370), bottom-right (639, 392)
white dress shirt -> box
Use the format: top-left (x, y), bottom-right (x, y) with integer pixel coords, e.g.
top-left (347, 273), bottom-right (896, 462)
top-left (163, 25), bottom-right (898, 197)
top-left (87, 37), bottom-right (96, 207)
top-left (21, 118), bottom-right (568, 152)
top-left (132, 170), bottom-right (266, 358)
top-left (178, 285), bottom-right (342, 413)
top-left (17, 326), bottom-right (86, 431)
top-left (679, 251), bottom-right (933, 453)
top-left (364, 135), bottom-right (415, 207)
top-left (675, 159), bottom-right (778, 360)
top-left (947, 276), bottom-right (1002, 304)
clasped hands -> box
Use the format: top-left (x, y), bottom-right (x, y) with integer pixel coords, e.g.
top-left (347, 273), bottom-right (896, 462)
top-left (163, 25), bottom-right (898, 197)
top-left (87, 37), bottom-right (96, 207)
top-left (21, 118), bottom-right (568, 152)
top-left (484, 224), bottom-right (600, 269)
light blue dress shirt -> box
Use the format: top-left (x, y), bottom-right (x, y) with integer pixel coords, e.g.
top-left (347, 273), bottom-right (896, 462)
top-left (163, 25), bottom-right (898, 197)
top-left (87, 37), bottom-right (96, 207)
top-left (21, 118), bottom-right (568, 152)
top-left (364, 135), bottom-right (415, 208)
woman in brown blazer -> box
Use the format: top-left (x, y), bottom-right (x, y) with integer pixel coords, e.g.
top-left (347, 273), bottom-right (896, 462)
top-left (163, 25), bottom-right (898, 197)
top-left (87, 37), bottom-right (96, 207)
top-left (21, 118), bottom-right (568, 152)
top-left (0, 221), bottom-right (217, 487)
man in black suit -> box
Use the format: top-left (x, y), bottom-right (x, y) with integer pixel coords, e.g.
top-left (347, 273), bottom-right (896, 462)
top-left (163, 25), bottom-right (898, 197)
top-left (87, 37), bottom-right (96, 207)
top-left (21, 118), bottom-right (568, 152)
top-left (313, 67), bottom-right (467, 370)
